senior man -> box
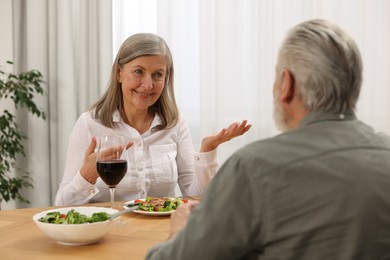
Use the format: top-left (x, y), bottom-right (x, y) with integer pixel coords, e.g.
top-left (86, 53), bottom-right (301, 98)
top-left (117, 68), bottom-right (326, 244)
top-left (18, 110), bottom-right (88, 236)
top-left (146, 19), bottom-right (390, 260)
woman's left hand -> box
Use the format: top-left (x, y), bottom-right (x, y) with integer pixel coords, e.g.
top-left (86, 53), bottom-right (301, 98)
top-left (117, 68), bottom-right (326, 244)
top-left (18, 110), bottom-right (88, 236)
top-left (200, 120), bottom-right (252, 152)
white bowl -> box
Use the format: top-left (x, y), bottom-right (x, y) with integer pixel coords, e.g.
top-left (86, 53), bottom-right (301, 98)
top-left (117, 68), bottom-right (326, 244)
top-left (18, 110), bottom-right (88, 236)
top-left (33, 206), bottom-right (119, 246)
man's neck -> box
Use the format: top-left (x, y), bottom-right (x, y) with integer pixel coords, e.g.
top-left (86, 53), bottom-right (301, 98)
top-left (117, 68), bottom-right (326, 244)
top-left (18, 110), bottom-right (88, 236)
top-left (284, 96), bottom-right (310, 129)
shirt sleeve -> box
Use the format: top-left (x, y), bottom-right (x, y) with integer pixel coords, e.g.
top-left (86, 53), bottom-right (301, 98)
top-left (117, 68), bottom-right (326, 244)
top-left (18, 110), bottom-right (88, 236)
top-left (175, 117), bottom-right (219, 196)
top-left (192, 149), bottom-right (218, 191)
top-left (146, 153), bottom-right (262, 259)
top-left (54, 113), bottom-right (100, 206)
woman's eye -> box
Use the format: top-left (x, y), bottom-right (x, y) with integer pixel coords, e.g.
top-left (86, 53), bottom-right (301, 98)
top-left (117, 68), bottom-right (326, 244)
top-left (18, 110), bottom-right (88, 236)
top-left (134, 69), bottom-right (143, 75)
top-left (153, 72), bottom-right (164, 80)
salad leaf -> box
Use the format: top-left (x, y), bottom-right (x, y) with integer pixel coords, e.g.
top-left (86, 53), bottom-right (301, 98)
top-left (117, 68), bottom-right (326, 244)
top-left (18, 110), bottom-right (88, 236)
top-left (127, 197), bottom-right (187, 212)
top-left (38, 209), bottom-right (110, 224)
top-left (91, 212), bottom-right (110, 222)
top-left (38, 211), bottom-right (66, 224)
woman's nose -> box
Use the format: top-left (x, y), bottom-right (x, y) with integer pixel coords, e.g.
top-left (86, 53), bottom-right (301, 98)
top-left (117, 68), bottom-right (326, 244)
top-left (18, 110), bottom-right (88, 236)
top-left (141, 75), bottom-right (153, 90)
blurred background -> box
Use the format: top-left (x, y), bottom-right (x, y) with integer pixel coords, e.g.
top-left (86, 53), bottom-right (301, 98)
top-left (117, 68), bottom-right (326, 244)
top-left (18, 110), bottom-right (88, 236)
top-left (1, 0), bottom-right (389, 209)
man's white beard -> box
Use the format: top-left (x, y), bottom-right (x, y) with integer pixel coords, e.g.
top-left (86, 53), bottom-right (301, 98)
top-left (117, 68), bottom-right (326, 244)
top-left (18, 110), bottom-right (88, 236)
top-left (273, 90), bottom-right (290, 132)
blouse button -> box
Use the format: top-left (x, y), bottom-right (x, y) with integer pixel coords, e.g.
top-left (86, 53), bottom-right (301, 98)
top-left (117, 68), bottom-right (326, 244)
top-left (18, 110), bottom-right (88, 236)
top-left (195, 156), bottom-right (200, 161)
top-left (88, 188), bottom-right (95, 194)
top-left (138, 166), bottom-right (143, 171)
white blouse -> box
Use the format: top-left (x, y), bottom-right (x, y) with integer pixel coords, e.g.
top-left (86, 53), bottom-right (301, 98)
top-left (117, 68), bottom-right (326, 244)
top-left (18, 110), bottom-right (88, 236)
top-left (55, 111), bottom-right (218, 206)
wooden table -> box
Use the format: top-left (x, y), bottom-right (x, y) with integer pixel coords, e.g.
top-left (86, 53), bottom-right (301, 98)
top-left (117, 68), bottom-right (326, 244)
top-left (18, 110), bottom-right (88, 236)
top-left (0, 202), bottom-right (171, 260)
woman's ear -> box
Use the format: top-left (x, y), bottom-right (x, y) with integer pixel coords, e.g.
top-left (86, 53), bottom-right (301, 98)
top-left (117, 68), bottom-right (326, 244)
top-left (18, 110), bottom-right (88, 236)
top-left (117, 67), bottom-right (122, 83)
top-left (280, 69), bottom-right (295, 104)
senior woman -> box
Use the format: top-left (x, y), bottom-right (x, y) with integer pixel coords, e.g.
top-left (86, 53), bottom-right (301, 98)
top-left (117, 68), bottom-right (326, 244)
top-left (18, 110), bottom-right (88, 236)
top-left (55, 33), bottom-right (251, 206)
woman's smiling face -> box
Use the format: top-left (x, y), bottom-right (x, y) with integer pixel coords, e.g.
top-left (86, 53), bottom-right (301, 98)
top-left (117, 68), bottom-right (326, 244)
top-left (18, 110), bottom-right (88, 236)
top-left (118, 55), bottom-right (167, 113)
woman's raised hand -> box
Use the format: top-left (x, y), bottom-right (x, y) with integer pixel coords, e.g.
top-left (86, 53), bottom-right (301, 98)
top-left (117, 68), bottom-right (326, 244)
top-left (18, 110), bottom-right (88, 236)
top-left (200, 120), bottom-right (252, 152)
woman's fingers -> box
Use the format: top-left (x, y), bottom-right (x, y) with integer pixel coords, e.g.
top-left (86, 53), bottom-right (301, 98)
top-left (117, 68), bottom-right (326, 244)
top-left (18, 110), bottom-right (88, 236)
top-left (94, 141), bottom-right (133, 163)
top-left (85, 137), bottom-right (97, 157)
top-left (80, 137), bottom-right (99, 184)
top-left (219, 120), bottom-right (252, 141)
top-left (126, 141), bottom-right (133, 150)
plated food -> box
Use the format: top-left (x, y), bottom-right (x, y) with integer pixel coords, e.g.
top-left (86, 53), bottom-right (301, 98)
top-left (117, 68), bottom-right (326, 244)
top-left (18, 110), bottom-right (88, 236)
top-left (33, 206), bottom-right (118, 246)
top-left (124, 196), bottom-right (188, 216)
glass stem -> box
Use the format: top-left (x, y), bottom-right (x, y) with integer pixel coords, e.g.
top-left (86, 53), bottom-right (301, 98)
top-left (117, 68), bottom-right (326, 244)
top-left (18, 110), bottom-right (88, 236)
top-left (109, 187), bottom-right (115, 208)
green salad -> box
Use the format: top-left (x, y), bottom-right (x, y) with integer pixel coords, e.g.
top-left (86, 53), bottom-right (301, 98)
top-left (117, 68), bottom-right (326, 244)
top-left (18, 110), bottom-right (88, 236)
top-left (127, 196), bottom-right (188, 212)
top-left (38, 209), bottom-right (110, 224)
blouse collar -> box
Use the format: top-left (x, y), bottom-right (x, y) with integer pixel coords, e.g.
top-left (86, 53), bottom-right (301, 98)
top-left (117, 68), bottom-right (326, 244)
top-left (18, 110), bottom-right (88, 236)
top-left (112, 110), bottom-right (162, 131)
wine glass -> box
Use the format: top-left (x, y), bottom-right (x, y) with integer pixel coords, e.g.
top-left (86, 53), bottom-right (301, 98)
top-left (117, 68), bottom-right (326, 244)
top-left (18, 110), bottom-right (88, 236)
top-left (96, 134), bottom-right (128, 208)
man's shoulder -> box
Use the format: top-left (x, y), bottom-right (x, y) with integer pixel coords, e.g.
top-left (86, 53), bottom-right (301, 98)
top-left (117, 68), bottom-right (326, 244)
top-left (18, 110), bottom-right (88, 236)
top-left (235, 121), bottom-right (390, 174)
top-left (232, 125), bottom-right (342, 173)
top-left (233, 132), bottom-right (297, 169)
top-left (238, 130), bottom-right (302, 156)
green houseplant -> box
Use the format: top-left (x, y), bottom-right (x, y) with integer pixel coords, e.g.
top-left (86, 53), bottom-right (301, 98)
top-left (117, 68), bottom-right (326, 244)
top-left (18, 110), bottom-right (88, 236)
top-left (0, 61), bottom-right (46, 204)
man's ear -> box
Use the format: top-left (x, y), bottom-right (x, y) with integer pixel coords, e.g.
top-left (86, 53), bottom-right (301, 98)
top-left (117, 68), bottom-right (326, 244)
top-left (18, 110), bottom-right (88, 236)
top-left (280, 69), bottom-right (295, 104)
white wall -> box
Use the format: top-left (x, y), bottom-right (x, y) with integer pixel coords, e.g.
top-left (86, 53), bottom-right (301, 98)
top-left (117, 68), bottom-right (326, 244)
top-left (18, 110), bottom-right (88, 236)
top-left (0, 0), bottom-right (16, 210)
top-left (0, 0), bottom-right (13, 63)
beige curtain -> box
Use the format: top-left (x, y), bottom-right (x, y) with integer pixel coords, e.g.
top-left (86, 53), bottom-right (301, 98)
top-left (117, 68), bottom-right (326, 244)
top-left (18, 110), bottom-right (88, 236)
top-left (2, 0), bottom-right (112, 209)
top-left (114, 0), bottom-right (390, 163)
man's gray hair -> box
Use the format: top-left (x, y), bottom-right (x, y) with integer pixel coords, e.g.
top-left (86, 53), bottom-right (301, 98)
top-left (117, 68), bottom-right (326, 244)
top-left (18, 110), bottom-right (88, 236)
top-left (277, 19), bottom-right (363, 113)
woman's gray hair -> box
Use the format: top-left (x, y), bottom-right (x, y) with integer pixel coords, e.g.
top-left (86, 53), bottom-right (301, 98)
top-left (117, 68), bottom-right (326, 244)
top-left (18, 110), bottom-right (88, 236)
top-left (277, 19), bottom-right (363, 113)
top-left (90, 33), bottom-right (178, 129)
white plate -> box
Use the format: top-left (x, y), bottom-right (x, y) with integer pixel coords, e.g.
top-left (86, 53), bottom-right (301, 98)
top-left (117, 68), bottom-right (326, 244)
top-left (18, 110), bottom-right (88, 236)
top-left (123, 199), bottom-right (175, 216)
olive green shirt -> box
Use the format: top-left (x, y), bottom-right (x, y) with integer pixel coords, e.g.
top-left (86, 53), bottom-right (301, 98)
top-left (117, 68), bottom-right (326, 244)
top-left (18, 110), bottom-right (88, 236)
top-left (147, 111), bottom-right (390, 260)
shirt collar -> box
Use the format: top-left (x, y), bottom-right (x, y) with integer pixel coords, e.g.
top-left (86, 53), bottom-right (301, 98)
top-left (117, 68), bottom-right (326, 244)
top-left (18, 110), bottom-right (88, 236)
top-left (112, 110), bottom-right (162, 131)
top-left (112, 110), bottom-right (121, 122)
top-left (150, 114), bottom-right (163, 131)
top-left (299, 110), bottom-right (357, 128)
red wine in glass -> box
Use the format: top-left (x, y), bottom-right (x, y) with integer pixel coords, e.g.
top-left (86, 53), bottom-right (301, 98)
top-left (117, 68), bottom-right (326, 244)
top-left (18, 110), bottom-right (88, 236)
top-left (96, 134), bottom-right (128, 208)
top-left (96, 159), bottom-right (127, 187)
